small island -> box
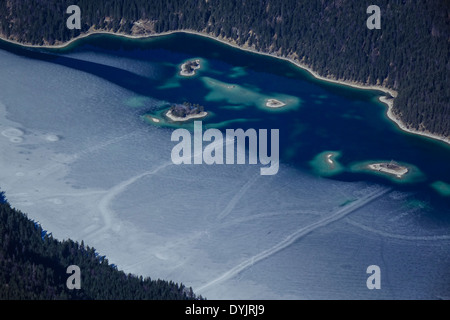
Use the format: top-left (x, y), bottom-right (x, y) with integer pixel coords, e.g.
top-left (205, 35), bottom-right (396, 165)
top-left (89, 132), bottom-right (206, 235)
top-left (265, 98), bottom-right (286, 108)
top-left (367, 160), bottom-right (409, 178)
top-left (145, 115), bottom-right (160, 123)
top-left (180, 59), bottom-right (201, 76)
top-left (326, 153), bottom-right (334, 166)
top-left (309, 151), bottom-right (345, 177)
top-left (165, 102), bottom-right (208, 122)
top-left (349, 160), bottom-right (423, 183)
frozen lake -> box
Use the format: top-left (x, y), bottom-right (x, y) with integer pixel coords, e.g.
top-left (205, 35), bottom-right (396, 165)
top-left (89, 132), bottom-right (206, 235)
top-left (0, 33), bottom-right (449, 299)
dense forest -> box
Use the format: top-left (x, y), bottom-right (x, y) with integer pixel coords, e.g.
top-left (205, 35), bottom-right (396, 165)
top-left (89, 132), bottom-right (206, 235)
top-left (0, 191), bottom-right (201, 299)
top-left (0, 0), bottom-right (448, 139)
top-left (170, 102), bottom-right (205, 118)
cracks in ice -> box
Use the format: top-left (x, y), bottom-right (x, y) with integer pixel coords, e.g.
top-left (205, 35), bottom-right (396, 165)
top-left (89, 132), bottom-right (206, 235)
top-left (216, 173), bottom-right (260, 220)
top-left (96, 162), bottom-right (173, 233)
top-left (346, 219), bottom-right (450, 241)
top-left (196, 186), bottom-right (392, 293)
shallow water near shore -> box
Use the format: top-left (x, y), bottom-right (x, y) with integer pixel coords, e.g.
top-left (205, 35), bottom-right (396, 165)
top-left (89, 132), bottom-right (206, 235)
top-left (0, 32), bottom-right (449, 299)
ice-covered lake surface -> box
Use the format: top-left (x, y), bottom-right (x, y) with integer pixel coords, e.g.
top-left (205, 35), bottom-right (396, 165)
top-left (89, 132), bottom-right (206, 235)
top-left (0, 33), bottom-right (449, 299)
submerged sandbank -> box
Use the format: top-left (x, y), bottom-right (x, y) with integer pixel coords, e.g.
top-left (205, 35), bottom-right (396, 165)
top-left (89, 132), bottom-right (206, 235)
top-left (431, 181), bottom-right (450, 197)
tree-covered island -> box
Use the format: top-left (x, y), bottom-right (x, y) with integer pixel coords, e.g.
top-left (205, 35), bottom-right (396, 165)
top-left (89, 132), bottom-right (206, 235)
top-left (166, 102), bottom-right (207, 121)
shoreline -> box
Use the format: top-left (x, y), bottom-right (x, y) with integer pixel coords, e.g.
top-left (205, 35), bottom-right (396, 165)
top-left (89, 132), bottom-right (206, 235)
top-left (1, 28), bottom-right (448, 146)
top-left (381, 96), bottom-right (450, 146)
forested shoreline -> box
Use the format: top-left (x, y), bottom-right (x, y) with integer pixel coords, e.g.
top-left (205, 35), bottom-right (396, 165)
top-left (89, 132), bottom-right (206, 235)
top-left (0, 192), bottom-right (201, 299)
top-left (0, 0), bottom-right (448, 140)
